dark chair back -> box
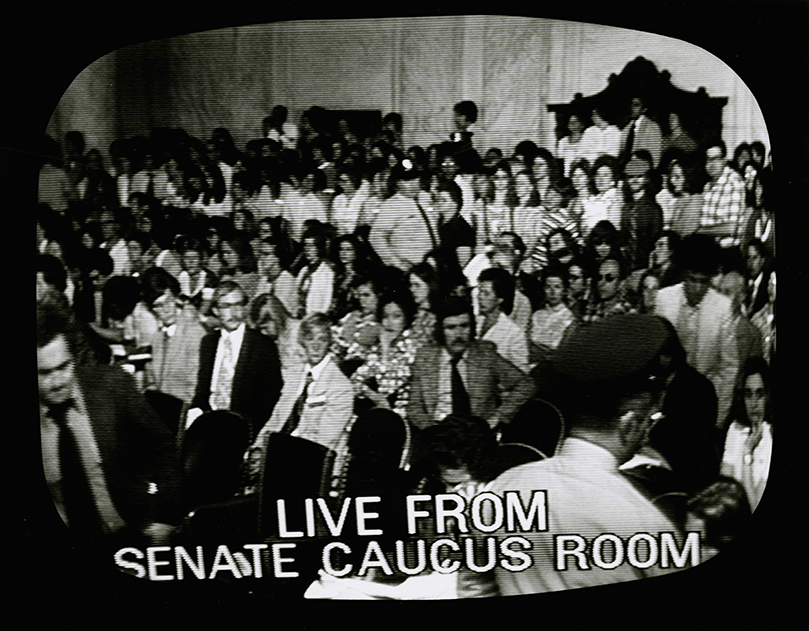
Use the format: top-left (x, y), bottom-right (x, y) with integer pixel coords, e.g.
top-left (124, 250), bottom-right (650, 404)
top-left (181, 410), bottom-right (252, 513)
top-left (144, 389), bottom-right (185, 436)
top-left (501, 397), bottom-right (565, 456)
top-left (258, 433), bottom-right (335, 539)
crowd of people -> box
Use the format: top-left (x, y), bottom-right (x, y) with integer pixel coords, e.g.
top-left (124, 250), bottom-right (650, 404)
top-left (36, 97), bottom-right (775, 597)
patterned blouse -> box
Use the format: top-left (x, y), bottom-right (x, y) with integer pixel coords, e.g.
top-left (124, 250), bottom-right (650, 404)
top-left (350, 329), bottom-right (418, 419)
top-left (410, 308), bottom-right (437, 351)
top-left (331, 310), bottom-right (381, 362)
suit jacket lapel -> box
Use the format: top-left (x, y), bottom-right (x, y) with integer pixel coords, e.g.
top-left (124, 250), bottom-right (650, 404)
top-left (232, 329), bottom-right (252, 396)
top-left (199, 332), bottom-right (220, 396)
top-left (465, 344), bottom-right (485, 411)
top-left (426, 346), bottom-right (442, 415)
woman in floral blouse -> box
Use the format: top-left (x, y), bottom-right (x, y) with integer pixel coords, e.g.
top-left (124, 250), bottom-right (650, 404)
top-left (331, 272), bottom-right (384, 363)
top-left (351, 293), bottom-right (418, 420)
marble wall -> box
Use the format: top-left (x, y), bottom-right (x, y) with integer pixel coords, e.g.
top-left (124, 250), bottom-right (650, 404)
top-left (46, 16), bottom-right (769, 161)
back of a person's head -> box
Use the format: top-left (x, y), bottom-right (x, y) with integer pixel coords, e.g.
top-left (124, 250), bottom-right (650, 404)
top-left (140, 266), bottom-right (181, 305)
top-left (553, 314), bottom-right (669, 428)
top-left (687, 477), bottom-right (752, 551)
top-left (674, 234), bottom-right (722, 276)
top-left (422, 415), bottom-right (498, 483)
top-left (37, 254), bottom-right (68, 293)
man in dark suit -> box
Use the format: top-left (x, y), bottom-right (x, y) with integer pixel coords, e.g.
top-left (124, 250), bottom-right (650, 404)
top-left (407, 296), bottom-right (535, 434)
top-left (37, 300), bottom-right (181, 545)
top-left (188, 280), bottom-right (283, 435)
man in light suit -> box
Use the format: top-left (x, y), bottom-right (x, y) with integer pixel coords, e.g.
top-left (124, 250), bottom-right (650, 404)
top-left (407, 296), bottom-right (535, 433)
top-left (255, 313), bottom-right (353, 453)
top-left (189, 281), bottom-right (283, 435)
top-left (143, 268), bottom-right (207, 405)
top-left (620, 96), bottom-right (662, 169)
top-left (655, 234), bottom-right (739, 425)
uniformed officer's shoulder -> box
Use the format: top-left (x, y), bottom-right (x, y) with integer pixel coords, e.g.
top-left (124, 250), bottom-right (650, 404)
top-left (489, 459), bottom-right (554, 493)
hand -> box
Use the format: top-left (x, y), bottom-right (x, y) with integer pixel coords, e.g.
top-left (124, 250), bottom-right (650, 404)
top-left (363, 387), bottom-right (390, 409)
top-left (186, 407), bottom-right (204, 429)
top-left (142, 522), bottom-right (176, 545)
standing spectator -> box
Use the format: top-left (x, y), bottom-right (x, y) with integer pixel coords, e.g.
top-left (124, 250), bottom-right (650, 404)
top-left (370, 163), bottom-right (440, 272)
top-left (143, 269), bottom-right (207, 405)
top-left (295, 231), bottom-right (335, 319)
top-left (620, 96), bottom-right (662, 168)
top-left (655, 234), bottom-right (739, 424)
top-left (620, 157), bottom-right (663, 270)
top-left (661, 112), bottom-right (697, 157)
top-left (556, 113), bottom-right (587, 177)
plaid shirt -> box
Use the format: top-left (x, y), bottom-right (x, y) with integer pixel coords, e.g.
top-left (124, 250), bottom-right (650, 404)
top-left (701, 166), bottom-right (745, 233)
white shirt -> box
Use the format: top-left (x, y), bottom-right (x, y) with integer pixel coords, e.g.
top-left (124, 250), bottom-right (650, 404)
top-left (210, 322), bottom-right (247, 410)
top-left (434, 348), bottom-right (469, 423)
top-left (331, 182), bottom-right (371, 235)
top-left (297, 354), bottom-right (332, 398)
top-left (102, 239), bottom-right (131, 277)
top-left (531, 302), bottom-right (575, 350)
top-left (721, 421), bottom-right (773, 510)
top-left (479, 311), bottom-right (529, 373)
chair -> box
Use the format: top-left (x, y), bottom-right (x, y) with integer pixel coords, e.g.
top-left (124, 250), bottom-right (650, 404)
top-left (501, 397), bottom-right (565, 456)
top-left (181, 410), bottom-right (252, 514)
top-left (342, 409), bottom-right (412, 507)
top-left (257, 433), bottom-right (336, 539)
top-left (144, 389), bottom-right (185, 436)
top-left (621, 466), bottom-right (688, 530)
top-left (491, 443), bottom-right (546, 479)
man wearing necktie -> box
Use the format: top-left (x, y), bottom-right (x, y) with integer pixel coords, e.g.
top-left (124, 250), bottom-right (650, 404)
top-left (189, 281), bottom-right (283, 435)
top-left (254, 313), bottom-right (353, 453)
top-left (143, 269), bottom-right (207, 405)
top-left (37, 300), bottom-right (181, 546)
top-left (620, 96), bottom-right (662, 169)
top-left (407, 296), bottom-right (535, 435)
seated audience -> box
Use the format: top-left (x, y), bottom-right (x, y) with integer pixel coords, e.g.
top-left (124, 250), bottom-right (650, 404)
top-left (253, 312), bottom-right (354, 453)
top-left (476, 267), bottom-right (530, 372)
top-left (407, 296), bottom-right (535, 432)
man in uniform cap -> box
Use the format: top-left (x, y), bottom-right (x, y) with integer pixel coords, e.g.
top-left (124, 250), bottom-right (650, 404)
top-left (458, 314), bottom-right (688, 597)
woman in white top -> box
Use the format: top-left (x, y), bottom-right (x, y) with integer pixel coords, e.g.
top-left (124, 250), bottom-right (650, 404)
top-left (295, 231), bottom-right (335, 319)
top-left (281, 169), bottom-right (329, 243)
top-left (721, 356), bottom-right (773, 511)
top-left (581, 155), bottom-right (624, 234)
top-left (530, 266), bottom-right (575, 362)
top-left (357, 163), bottom-right (391, 230)
top-left (580, 107), bottom-right (622, 163)
top-left (331, 169), bottom-right (371, 236)
top-left (556, 113), bottom-right (587, 177)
